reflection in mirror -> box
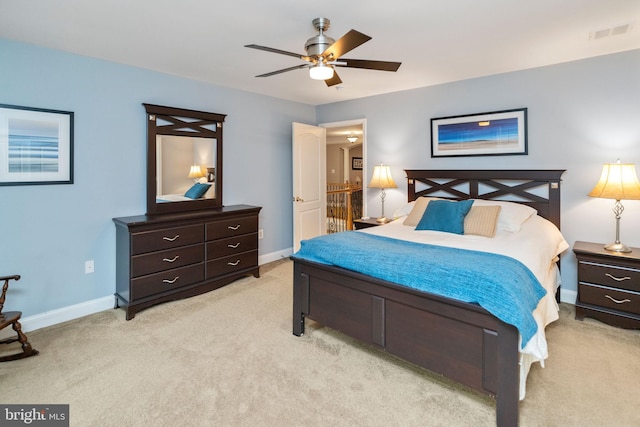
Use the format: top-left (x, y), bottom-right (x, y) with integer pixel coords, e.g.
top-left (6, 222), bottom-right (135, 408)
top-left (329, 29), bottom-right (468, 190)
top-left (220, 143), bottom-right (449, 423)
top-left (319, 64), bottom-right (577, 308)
top-left (144, 104), bottom-right (225, 215)
top-left (156, 135), bottom-right (217, 202)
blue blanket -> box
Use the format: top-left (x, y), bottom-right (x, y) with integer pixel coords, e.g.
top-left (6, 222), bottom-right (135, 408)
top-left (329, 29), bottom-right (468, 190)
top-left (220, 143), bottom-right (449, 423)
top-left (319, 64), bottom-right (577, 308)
top-left (293, 232), bottom-right (547, 348)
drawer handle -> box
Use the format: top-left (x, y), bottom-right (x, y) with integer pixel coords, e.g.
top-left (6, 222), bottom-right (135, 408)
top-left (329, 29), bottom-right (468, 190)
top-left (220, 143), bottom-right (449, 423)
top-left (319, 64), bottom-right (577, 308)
top-left (605, 273), bottom-right (631, 282)
top-left (228, 243), bottom-right (240, 248)
top-left (163, 276), bottom-right (179, 284)
top-left (228, 225), bottom-right (241, 230)
top-left (163, 256), bottom-right (179, 263)
top-left (162, 235), bottom-right (180, 242)
top-left (227, 260), bottom-right (241, 266)
top-left (605, 295), bottom-right (631, 304)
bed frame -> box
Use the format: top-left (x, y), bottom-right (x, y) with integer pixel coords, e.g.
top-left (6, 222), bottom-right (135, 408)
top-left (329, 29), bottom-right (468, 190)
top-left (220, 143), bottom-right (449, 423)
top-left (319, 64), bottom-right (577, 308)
top-left (292, 169), bottom-right (565, 426)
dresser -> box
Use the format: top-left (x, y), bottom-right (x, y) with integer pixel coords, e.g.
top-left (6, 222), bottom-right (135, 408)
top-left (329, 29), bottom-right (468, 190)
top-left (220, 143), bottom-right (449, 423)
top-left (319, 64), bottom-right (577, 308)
top-left (573, 241), bottom-right (640, 329)
top-left (114, 205), bottom-right (261, 319)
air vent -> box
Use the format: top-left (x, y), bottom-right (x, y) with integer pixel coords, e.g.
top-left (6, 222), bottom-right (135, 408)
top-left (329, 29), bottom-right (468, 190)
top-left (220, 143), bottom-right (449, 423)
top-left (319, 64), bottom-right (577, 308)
top-left (590, 23), bottom-right (632, 40)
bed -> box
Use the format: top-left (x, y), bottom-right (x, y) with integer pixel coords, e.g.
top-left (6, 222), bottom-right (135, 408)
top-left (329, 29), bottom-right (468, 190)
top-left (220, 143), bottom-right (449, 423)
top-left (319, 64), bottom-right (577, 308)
top-left (291, 169), bottom-right (567, 426)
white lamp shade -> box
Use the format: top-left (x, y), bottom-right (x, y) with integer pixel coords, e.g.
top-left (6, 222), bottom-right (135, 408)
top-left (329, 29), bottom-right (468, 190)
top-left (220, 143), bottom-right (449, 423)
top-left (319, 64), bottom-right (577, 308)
top-left (368, 164), bottom-right (397, 189)
top-left (588, 162), bottom-right (640, 200)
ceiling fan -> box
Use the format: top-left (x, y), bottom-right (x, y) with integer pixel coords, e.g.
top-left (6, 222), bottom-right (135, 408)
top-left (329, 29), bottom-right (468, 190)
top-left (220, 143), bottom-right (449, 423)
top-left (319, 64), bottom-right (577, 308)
top-left (245, 17), bottom-right (401, 87)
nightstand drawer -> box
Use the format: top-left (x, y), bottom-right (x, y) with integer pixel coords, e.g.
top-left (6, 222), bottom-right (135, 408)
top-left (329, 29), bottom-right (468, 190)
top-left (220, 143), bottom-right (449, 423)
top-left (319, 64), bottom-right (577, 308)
top-left (579, 283), bottom-right (640, 316)
top-left (577, 260), bottom-right (640, 292)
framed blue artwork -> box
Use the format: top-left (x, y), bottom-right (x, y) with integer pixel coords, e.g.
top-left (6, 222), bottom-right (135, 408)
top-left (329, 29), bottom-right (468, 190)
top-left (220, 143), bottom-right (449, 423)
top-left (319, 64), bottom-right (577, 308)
top-left (431, 108), bottom-right (527, 158)
top-left (0, 104), bottom-right (74, 185)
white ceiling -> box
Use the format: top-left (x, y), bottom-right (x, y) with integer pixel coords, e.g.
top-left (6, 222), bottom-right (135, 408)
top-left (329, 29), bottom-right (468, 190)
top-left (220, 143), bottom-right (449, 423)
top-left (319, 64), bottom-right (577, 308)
top-left (1, 1), bottom-right (639, 106)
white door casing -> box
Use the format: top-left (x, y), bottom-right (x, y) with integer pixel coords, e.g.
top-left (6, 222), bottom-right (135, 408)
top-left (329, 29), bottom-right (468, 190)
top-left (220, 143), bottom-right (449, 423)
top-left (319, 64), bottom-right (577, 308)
top-left (292, 122), bottom-right (326, 252)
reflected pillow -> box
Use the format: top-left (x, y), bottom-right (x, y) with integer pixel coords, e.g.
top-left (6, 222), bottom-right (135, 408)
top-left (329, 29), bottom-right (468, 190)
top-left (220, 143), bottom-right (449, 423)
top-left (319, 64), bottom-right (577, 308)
top-left (415, 199), bottom-right (474, 234)
top-left (185, 182), bottom-right (211, 199)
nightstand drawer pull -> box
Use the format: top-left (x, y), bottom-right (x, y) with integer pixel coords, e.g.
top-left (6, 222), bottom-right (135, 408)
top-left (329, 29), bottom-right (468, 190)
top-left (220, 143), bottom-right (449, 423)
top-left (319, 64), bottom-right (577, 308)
top-left (162, 256), bottom-right (180, 263)
top-left (227, 260), bottom-right (241, 266)
top-left (605, 273), bottom-right (631, 282)
top-left (162, 235), bottom-right (180, 242)
top-left (604, 295), bottom-right (631, 304)
top-left (228, 225), bottom-right (241, 231)
top-left (227, 243), bottom-right (240, 248)
top-left (162, 276), bottom-right (179, 284)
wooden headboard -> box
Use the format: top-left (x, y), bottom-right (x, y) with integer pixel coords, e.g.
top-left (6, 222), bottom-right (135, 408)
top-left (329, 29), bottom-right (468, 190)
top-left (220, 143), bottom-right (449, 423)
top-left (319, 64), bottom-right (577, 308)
top-left (405, 170), bottom-right (566, 229)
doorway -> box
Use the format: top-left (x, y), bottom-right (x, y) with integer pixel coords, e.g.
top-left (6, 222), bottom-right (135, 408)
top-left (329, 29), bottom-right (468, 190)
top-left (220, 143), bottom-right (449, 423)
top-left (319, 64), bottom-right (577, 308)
top-left (321, 119), bottom-right (367, 229)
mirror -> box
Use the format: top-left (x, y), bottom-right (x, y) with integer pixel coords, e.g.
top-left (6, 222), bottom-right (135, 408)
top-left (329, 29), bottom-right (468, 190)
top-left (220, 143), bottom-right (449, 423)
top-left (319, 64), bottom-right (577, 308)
top-left (144, 104), bottom-right (225, 215)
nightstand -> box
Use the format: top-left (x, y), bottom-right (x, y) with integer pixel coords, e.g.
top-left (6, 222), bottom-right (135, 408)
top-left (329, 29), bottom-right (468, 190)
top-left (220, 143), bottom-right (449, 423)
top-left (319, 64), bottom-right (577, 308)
top-left (353, 218), bottom-right (388, 230)
top-left (573, 241), bottom-right (640, 329)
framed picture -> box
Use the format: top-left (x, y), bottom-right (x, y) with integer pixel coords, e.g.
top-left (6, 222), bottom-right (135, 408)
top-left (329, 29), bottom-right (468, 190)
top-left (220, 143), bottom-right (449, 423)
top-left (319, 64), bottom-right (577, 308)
top-left (0, 104), bottom-right (74, 186)
top-left (352, 157), bottom-right (363, 170)
top-left (431, 108), bottom-right (527, 158)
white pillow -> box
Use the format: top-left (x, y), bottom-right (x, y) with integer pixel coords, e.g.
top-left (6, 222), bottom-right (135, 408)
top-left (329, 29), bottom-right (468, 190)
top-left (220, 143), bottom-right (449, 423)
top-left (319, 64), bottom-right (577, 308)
top-left (393, 201), bottom-right (416, 219)
top-left (471, 199), bottom-right (537, 232)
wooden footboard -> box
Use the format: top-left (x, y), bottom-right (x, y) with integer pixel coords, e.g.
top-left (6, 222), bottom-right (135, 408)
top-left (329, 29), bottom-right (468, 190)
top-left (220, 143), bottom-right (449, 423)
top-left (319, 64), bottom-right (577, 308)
top-left (292, 258), bottom-right (520, 427)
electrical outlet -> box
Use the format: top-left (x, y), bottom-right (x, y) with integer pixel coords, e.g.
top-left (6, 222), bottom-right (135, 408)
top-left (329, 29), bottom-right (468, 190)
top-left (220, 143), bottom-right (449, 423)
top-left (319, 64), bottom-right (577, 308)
top-left (258, 229), bottom-right (264, 239)
top-left (85, 260), bottom-right (95, 274)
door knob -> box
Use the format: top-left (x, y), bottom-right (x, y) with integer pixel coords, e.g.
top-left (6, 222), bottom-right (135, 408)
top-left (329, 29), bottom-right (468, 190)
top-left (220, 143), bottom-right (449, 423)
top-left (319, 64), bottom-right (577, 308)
top-left (293, 196), bottom-right (304, 202)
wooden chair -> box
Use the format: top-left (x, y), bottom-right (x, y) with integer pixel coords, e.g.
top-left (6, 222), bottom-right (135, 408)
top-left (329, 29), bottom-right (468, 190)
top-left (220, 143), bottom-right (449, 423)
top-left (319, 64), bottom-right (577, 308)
top-left (0, 275), bottom-right (38, 362)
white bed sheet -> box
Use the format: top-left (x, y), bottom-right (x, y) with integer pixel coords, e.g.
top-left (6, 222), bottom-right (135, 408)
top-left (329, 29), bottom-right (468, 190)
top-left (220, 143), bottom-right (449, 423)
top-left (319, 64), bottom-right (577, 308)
top-left (359, 214), bottom-right (569, 399)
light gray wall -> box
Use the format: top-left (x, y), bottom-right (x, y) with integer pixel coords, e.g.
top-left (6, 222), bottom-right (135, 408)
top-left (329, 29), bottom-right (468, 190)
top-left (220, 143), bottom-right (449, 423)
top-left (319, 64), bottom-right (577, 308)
top-left (0, 39), bottom-right (315, 318)
top-left (2, 36), bottom-right (638, 320)
top-left (318, 49), bottom-right (640, 300)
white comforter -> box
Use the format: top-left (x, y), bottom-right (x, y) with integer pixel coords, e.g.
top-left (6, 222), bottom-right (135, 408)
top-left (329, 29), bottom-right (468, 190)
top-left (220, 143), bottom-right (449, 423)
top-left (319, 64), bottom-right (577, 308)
top-left (359, 214), bottom-right (569, 399)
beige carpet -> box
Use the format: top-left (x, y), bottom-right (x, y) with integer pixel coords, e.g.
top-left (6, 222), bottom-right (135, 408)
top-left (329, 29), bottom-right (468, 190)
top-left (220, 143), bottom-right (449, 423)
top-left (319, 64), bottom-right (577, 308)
top-left (1, 259), bottom-right (639, 426)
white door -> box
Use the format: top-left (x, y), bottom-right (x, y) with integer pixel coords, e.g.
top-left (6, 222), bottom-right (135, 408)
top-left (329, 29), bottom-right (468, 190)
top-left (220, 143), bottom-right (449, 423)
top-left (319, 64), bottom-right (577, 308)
top-left (292, 122), bottom-right (326, 252)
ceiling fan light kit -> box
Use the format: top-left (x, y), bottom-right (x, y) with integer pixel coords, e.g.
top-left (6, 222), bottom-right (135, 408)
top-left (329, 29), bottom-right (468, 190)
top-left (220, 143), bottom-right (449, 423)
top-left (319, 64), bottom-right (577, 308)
top-left (245, 17), bottom-right (401, 87)
top-left (309, 63), bottom-right (334, 80)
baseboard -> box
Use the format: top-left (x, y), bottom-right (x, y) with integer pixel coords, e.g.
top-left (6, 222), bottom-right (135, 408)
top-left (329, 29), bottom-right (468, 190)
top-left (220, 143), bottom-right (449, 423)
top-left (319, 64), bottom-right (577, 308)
top-left (10, 248), bottom-right (295, 335)
top-left (259, 247), bottom-right (293, 265)
top-left (560, 288), bottom-right (577, 305)
top-left (14, 246), bottom-right (570, 335)
top-left (10, 295), bottom-right (115, 335)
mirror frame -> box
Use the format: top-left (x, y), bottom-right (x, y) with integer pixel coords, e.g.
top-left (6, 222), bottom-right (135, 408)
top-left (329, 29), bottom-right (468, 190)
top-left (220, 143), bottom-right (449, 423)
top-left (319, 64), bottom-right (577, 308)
top-left (144, 103), bottom-right (225, 215)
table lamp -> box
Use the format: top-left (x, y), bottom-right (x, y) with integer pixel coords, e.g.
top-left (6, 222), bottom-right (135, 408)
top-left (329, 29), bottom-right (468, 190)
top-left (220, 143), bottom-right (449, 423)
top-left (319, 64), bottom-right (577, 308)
top-left (588, 160), bottom-right (640, 252)
top-left (368, 164), bottom-right (397, 223)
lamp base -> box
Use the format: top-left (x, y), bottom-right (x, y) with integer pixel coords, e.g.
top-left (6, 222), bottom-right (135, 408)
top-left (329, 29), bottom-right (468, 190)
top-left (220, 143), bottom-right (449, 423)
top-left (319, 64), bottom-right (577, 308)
top-left (604, 242), bottom-right (632, 253)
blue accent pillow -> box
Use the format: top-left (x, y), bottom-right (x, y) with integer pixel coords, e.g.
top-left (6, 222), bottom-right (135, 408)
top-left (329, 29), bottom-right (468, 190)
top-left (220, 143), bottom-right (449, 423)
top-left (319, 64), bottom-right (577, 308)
top-left (415, 199), bottom-right (474, 234)
top-left (184, 182), bottom-right (211, 199)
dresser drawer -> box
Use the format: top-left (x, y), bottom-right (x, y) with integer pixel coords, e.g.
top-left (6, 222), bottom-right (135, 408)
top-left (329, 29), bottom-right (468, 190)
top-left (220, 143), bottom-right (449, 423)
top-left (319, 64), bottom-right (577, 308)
top-left (207, 233), bottom-right (258, 259)
top-left (206, 250), bottom-right (258, 279)
top-left (131, 263), bottom-right (204, 300)
top-left (579, 283), bottom-right (640, 316)
top-left (131, 244), bottom-right (204, 277)
top-left (131, 224), bottom-right (203, 255)
top-left (206, 216), bottom-right (257, 240)
top-left (577, 260), bottom-right (640, 292)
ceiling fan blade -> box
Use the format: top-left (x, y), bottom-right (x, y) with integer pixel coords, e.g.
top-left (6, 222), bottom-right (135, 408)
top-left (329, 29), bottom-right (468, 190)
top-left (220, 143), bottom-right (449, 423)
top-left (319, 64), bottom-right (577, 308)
top-left (322, 30), bottom-right (371, 60)
top-left (324, 69), bottom-right (343, 87)
top-left (256, 64), bottom-right (309, 78)
top-left (336, 58), bottom-right (401, 72)
top-left (245, 44), bottom-right (311, 61)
